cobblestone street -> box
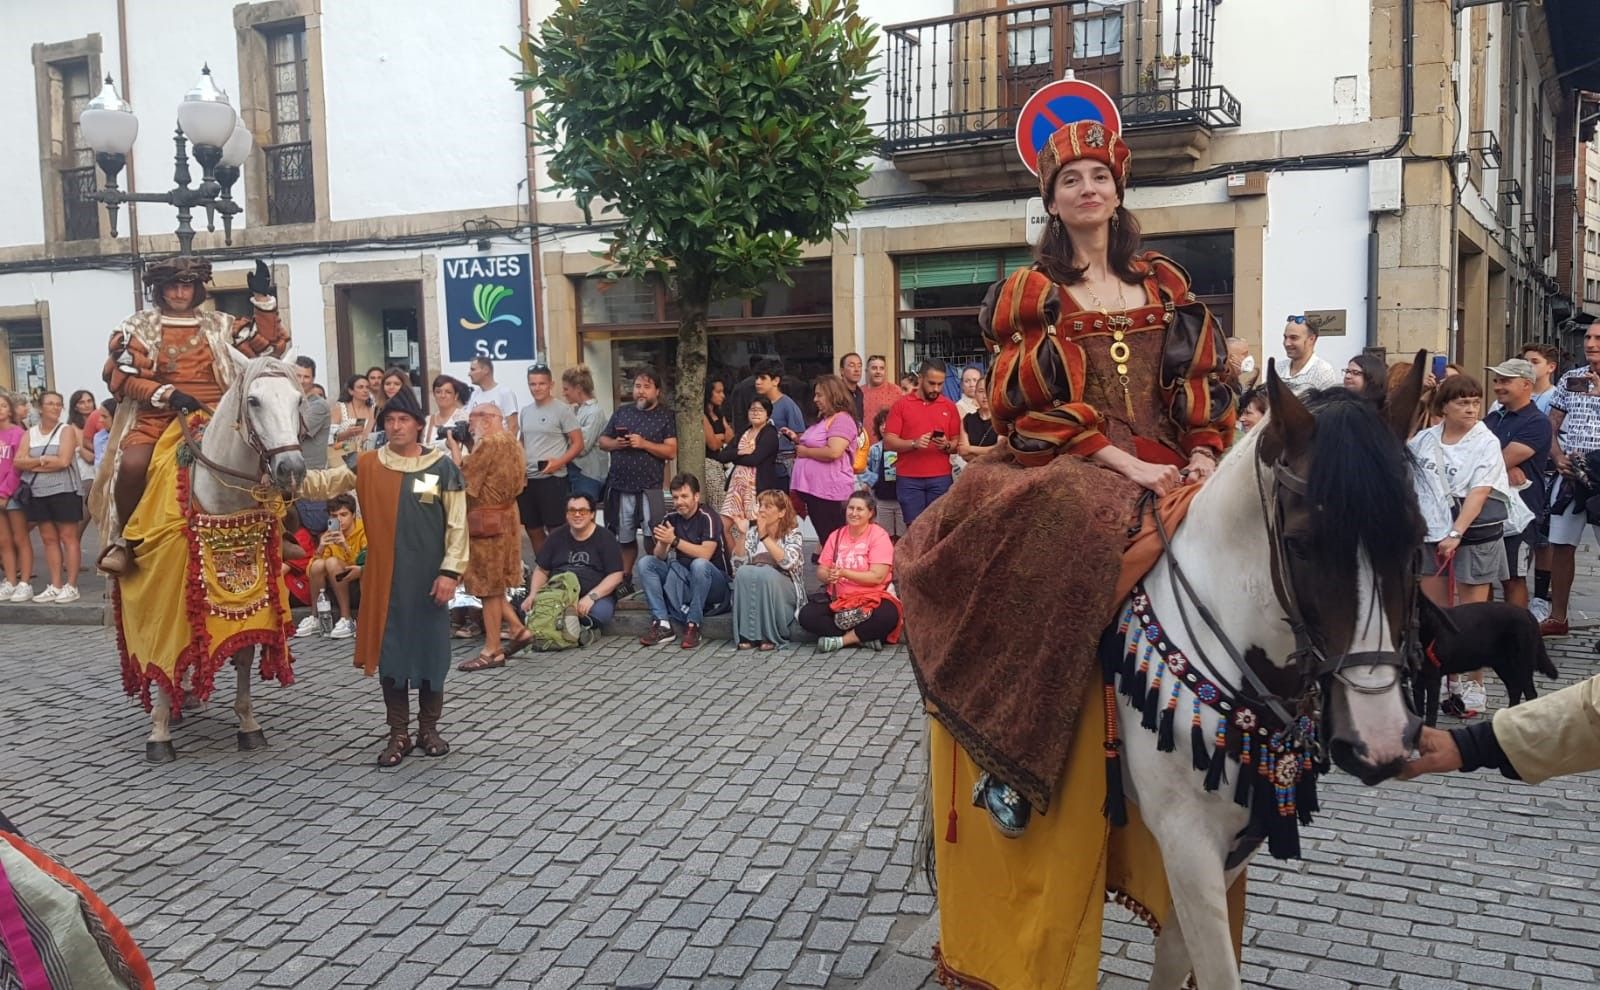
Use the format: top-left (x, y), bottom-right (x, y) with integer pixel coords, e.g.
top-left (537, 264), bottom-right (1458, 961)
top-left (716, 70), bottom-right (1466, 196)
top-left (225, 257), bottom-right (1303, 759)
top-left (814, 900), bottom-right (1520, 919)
top-left (2, 617), bottom-right (1599, 989)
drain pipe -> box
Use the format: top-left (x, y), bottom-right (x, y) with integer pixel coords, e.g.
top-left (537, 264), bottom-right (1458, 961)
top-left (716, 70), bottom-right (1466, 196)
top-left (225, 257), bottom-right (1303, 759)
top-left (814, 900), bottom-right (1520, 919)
top-left (1367, 215), bottom-right (1380, 353)
top-left (520, 0), bottom-right (548, 360)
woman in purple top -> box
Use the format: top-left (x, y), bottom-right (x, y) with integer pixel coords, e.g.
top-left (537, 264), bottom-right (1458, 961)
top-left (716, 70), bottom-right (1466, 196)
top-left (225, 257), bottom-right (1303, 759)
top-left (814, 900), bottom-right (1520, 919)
top-left (0, 394), bottom-right (30, 602)
top-left (785, 375), bottom-right (860, 551)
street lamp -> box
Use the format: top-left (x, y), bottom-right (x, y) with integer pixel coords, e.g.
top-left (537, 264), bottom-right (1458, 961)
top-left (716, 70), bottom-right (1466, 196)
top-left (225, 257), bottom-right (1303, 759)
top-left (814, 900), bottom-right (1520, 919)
top-left (78, 65), bottom-right (247, 254)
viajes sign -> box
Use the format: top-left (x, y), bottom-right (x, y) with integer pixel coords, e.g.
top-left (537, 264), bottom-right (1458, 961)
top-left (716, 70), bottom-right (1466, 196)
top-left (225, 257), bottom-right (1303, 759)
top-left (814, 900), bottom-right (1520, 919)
top-left (442, 254), bottom-right (536, 361)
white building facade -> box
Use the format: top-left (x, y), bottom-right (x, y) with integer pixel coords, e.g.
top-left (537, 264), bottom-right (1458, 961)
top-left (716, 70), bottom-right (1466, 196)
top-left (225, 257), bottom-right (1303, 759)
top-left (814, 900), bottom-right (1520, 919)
top-left (1, 0), bottom-right (1593, 412)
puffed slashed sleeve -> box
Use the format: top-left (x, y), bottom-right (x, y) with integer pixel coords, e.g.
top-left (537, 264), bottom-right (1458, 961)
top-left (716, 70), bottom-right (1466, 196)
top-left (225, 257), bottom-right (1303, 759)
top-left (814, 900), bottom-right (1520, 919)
top-left (980, 268), bottom-right (1108, 466)
top-left (298, 463), bottom-right (357, 501)
top-left (1491, 673), bottom-right (1600, 785)
top-left (1150, 256), bottom-right (1236, 455)
top-left (231, 296), bottom-right (290, 359)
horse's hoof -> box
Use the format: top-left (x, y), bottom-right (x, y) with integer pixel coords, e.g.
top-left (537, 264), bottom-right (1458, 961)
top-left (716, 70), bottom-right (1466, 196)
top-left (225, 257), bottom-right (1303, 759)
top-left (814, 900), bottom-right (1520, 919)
top-left (237, 730), bottom-right (269, 751)
top-left (181, 695), bottom-right (204, 712)
top-left (145, 740), bottom-right (177, 764)
top-left (971, 773), bottom-right (1031, 838)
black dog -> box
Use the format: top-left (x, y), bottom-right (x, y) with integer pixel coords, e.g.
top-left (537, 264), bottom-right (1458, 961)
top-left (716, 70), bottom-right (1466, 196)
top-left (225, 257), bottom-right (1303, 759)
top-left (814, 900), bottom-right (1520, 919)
top-left (1413, 598), bottom-right (1559, 726)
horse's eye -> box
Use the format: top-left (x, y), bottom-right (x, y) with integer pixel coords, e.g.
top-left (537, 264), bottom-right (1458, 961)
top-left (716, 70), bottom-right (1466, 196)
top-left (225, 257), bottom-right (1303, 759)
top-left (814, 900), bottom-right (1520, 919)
top-left (1284, 536), bottom-right (1310, 558)
top-left (247, 396), bottom-right (261, 407)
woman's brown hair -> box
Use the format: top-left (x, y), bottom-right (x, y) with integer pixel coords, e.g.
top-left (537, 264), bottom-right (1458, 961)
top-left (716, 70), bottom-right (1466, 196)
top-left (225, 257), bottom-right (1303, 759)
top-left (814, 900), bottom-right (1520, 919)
top-left (1033, 205), bottom-right (1145, 286)
top-left (812, 374), bottom-right (855, 421)
top-left (1430, 372), bottom-right (1483, 415)
top-left (755, 488), bottom-right (798, 536)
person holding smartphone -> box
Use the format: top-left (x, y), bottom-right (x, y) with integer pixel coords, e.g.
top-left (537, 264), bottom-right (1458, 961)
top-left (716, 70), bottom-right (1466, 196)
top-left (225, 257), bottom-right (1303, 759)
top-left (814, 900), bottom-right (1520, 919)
top-left (598, 371), bottom-right (679, 583)
top-left (1542, 320), bottom-right (1600, 637)
top-left (516, 364), bottom-right (583, 556)
top-left (883, 360), bottom-right (962, 526)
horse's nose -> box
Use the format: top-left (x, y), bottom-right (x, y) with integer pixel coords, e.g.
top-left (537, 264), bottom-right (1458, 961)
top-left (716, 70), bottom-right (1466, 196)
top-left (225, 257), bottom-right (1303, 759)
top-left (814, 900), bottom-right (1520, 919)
top-left (272, 452), bottom-right (306, 490)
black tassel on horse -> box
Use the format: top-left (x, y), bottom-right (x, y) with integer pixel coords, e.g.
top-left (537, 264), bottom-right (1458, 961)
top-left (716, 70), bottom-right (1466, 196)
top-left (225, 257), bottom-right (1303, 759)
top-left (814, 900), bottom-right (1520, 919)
top-left (1130, 659), bottom-right (1148, 704)
top-left (1267, 806), bottom-right (1302, 860)
top-left (1203, 743), bottom-right (1228, 791)
top-left (1103, 740), bottom-right (1128, 827)
top-left (1296, 769), bottom-right (1319, 825)
top-left (1157, 706), bottom-right (1177, 752)
top-left (1121, 644), bottom-right (1140, 698)
top-left (1191, 721), bottom-right (1211, 771)
top-left (1233, 738), bottom-right (1254, 808)
top-left (1097, 625), bottom-right (1130, 829)
top-left (1141, 681), bottom-right (1161, 731)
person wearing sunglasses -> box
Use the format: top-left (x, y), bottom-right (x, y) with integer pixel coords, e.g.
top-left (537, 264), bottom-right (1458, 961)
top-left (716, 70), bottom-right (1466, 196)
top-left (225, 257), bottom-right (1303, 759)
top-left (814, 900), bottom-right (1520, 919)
top-left (1279, 314), bottom-right (1341, 397)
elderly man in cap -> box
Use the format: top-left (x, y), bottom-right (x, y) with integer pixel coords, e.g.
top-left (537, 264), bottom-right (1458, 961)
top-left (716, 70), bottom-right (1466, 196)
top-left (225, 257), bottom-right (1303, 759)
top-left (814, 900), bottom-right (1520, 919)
top-left (95, 257), bottom-right (288, 574)
top-left (1485, 357), bottom-right (1553, 611)
top-left (297, 385), bottom-right (468, 766)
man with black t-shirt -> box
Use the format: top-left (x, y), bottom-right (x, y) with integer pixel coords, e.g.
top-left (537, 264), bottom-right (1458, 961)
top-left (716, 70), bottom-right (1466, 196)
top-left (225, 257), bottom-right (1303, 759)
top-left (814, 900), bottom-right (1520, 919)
top-left (530, 493), bottom-right (626, 628)
top-left (635, 473), bottom-right (730, 649)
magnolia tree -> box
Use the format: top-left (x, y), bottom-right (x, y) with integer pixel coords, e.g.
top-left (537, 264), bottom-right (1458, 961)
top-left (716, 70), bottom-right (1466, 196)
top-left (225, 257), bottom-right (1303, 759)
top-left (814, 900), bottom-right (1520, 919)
top-left (515, 0), bottom-right (878, 481)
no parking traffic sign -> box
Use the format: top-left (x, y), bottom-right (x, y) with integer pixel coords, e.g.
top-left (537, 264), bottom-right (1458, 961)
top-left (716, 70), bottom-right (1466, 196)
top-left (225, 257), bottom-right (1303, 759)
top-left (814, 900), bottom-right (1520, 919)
top-left (1015, 79), bottom-right (1122, 176)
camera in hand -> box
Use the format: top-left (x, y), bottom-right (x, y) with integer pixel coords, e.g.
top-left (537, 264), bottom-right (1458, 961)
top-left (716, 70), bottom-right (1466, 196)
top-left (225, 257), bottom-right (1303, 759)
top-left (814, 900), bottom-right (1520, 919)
top-left (436, 420), bottom-right (473, 448)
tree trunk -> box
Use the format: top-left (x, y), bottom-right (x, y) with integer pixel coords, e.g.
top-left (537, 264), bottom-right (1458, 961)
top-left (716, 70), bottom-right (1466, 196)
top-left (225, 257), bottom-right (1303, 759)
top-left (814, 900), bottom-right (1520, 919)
top-left (673, 290), bottom-right (709, 489)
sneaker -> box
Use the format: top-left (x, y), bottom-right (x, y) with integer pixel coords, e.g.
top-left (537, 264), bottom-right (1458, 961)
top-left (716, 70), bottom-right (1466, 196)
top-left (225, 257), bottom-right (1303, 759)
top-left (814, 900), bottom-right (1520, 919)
top-left (9, 584), bottom-right (33, 603)
top-left (818, 635), bottom-right (844, 653)
top-left (0, 581), bottom-right (13, 601)
top-left (680, 623), bottom-right (701, 649)
top-left (295, 615), bottom-right (322, 638)
top-left (640, 621), bottom-right (675, 646)
top-left (330, 617), bottom-right (355, 639)
top-left (1460, 682), bottom-right (1487, 715)
top-left (1539, 617), bottom-right (1570, 637)
top-left (1529, 597), bottom-right (1552, 623)
top-left (33, 586), bottom-right (61, 604)
top-left (53, 584), bottom-right (79, 604)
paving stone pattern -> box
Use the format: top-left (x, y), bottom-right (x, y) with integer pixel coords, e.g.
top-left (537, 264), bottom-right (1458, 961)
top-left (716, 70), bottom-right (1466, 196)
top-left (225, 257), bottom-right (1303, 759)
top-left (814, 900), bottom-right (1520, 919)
top-left (1, 628), bottom-right (932, 988)
top-left (5, 621), bottom-right (1600, 988)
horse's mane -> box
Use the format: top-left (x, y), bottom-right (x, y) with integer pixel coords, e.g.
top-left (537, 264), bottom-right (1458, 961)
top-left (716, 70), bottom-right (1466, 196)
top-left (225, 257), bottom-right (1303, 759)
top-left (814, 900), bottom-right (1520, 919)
top-left (1300, 387), bottom-right (1423, 583)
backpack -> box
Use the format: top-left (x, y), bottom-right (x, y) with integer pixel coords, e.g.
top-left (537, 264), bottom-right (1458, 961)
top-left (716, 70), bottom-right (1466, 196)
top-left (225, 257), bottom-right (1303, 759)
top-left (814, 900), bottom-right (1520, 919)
top-left (527, 571), bottom-right (586, 651)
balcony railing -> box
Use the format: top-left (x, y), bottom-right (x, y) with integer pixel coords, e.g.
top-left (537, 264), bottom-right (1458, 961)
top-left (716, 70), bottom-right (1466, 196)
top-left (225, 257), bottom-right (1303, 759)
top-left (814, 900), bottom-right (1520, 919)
top-left (879, 0), bottom-right (1240, 155)
top-left (265, 141), bottom-right (315, 225)
top-left (60, 165), bottom-right (99, 241)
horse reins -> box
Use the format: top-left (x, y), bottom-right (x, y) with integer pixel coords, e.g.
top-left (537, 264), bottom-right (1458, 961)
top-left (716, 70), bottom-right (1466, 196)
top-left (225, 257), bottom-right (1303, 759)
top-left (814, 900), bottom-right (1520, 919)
top-left (1148, 452), bottom-right (1412, 749)
top-left (176, 367), bottom-right (304, 491)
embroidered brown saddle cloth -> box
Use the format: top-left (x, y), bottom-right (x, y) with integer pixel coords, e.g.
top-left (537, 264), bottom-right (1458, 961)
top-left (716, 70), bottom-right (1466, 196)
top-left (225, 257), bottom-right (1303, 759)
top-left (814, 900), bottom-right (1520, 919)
top-left (899, 447), bottom-right (1201, 813)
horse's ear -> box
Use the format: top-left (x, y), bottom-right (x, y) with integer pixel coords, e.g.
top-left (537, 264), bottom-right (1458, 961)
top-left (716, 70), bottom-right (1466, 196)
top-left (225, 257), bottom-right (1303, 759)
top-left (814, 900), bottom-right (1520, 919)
top-left (1261, 358), bottom-right (1314, 462)
top-left (224, 346), bottom-right (250, 379)
top-left (1385, 350), bottom-right (1428, 441)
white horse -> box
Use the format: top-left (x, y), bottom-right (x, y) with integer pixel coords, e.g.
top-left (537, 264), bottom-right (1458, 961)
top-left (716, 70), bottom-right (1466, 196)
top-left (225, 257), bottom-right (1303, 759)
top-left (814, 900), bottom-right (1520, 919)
top-left (139, 351), bottom-right (307, 762)
top-left (1119, 362), bottom-right (1426, 988)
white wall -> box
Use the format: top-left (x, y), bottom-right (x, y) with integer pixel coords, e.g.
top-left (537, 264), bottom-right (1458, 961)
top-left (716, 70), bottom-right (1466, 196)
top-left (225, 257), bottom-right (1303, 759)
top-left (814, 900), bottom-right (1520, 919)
top-left (1260, 168), bottom-right (1373, 369)
top-left (320, 0), bottom-right (529, 221)
top-left (0, 0), bottom-right (119, 248)
top-left (1214, 0), bottom-right (1370, 134)
top-left (0, 267), bottom-right (134, 402)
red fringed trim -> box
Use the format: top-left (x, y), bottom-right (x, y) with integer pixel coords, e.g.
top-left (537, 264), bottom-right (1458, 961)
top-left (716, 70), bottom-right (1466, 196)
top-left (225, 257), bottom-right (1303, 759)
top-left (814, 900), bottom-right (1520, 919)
top-left (931, 942), bottom-right (1001, 990)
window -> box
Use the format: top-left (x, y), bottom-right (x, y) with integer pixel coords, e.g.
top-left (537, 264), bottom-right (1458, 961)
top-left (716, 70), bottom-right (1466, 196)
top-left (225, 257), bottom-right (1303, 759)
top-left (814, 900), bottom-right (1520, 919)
top-left (1, 321), bottom-right (49, 404)
top-left (263, 25), bottom-right (314, 225)
top-left (1589, 177), bottom-right (1598, 202)
top-left (33, 38), bottom-right (103, 243)
top-left (575, 265), bottom-right (834, 416)
top-left (1587, 229), bottom-right (1599, 255)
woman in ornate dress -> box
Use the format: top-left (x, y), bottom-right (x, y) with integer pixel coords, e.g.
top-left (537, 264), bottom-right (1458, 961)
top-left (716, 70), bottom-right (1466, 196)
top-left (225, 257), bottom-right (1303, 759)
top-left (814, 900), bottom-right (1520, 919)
top-left (896, 116), bottom-right (1237, 987)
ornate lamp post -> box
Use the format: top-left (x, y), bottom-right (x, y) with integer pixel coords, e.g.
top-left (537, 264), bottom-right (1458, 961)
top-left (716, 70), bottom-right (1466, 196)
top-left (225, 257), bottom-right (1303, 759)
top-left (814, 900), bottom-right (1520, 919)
top-left (78, 66), bottom-right (251, 255)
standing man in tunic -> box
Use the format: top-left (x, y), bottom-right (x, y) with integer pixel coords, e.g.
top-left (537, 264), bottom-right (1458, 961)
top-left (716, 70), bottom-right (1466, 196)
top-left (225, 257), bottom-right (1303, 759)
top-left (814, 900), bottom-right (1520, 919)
top-left (94, 258), bottom-right (288, 574)
top-left (299, 387), bottom-right (468, 766)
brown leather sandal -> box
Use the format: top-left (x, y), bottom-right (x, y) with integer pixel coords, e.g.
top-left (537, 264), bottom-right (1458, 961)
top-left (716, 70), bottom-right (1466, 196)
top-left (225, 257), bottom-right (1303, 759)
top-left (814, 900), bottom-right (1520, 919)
top-left (377, 731), bottom-right (410, 767)
top-left (456, 651), bottom-right (505, 672)
top-left (414, 726), bottom-right (450, 757)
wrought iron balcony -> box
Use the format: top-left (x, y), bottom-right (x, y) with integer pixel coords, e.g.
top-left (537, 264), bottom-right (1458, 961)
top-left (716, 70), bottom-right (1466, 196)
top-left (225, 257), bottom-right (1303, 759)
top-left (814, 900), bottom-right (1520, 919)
top-left (264, 141), bottom-right (315, 225)
top-left (61, 165), bottom-right (100, 241)
top-left (878, 0), bottom-right (1240, 157)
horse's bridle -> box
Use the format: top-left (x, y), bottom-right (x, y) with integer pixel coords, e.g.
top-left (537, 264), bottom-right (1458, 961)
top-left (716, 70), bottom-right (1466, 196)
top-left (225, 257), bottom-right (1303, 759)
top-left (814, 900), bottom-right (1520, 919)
top-left (1150, 453), bottom-right (1415, 750)
top-left (177, 366), bottom-right (303, 492)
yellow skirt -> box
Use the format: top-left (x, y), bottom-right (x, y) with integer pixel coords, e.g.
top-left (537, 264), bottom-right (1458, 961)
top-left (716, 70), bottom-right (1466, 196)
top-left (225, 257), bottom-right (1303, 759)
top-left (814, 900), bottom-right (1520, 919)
top-left (116, 415), bottom-right (294, 709)
top-left (927, 680), bottom-right (1245, 988)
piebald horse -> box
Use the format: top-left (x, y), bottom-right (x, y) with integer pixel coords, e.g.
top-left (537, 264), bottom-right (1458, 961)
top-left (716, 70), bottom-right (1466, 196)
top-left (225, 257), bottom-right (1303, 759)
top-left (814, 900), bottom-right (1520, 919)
top-left (139, 351), bottom-right (307, 761)
top-left (1121, 357), bottom-right (1427, 987)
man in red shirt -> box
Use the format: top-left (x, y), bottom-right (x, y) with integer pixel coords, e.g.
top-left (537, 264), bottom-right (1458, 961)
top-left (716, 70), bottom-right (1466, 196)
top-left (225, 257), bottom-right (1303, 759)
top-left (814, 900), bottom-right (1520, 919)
top-left (883, 360), bottom-right (962, 526)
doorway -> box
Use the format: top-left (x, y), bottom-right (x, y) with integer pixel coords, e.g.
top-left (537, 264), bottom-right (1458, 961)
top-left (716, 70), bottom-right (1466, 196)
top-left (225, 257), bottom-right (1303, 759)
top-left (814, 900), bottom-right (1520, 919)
top-left (0, 320), bottom-right (48, 404)
top-left (334, 281), bottom-right (427, 403)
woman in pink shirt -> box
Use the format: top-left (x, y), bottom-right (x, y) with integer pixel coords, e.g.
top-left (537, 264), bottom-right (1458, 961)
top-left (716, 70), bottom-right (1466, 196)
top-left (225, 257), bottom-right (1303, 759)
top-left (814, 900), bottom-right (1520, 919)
top-left (0, 394), bottom-right (30, 602)
top-left (801, 491), bottom-right (901, 652)
top-left (785, 375), bottom-right (859, 551)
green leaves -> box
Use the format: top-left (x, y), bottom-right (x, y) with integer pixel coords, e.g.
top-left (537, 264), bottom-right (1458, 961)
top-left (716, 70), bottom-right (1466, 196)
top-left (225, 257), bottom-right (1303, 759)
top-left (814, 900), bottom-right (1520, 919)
top-left (513, 0), bottom-right (878, 302)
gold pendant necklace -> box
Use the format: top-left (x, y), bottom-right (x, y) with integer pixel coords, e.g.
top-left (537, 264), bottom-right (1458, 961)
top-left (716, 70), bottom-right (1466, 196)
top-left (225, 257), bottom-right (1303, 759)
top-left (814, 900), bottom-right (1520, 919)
top-left (1084, 279), bottom-right (1135, 418)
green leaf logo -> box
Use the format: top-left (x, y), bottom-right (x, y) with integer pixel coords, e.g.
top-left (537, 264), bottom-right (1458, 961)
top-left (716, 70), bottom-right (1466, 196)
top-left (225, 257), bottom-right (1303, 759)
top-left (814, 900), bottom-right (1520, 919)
top-left (460, 283), bottom-right (523, 330)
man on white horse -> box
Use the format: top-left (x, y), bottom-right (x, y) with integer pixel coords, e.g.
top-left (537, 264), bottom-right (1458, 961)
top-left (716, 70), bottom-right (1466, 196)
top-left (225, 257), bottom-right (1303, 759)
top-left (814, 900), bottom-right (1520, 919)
top-left (95, 256), bottom-right (288, 575)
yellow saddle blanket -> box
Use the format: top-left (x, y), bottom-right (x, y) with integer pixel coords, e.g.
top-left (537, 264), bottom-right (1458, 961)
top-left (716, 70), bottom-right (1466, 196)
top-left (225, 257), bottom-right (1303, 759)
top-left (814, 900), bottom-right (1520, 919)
top-left (114, 416), bottom-right (294, 710)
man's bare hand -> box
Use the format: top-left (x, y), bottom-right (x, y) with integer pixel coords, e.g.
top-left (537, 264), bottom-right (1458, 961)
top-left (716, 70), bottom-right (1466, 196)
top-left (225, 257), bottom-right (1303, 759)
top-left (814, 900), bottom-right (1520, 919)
top-left (431, 575), bottom-right (457, 607)
top-left (1401, 725), bottom-right (1464, 779)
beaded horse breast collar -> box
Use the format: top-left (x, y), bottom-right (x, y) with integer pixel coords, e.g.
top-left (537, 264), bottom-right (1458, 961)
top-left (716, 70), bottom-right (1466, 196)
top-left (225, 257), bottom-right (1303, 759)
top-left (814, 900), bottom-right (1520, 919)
top-left (1100, 585), bottom-right (1324, 860)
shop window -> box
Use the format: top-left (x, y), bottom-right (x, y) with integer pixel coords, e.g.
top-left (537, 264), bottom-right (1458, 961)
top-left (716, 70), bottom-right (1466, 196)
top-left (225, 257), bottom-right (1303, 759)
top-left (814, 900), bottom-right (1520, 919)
top-left (1141, 232), bottom-right (1235, 330)
top-left (895, 249), bottom-right (1033, 373)
top-left (2, 321), bottom-right (49, 404)
top-left (576, 264), bottom-right (833, 418)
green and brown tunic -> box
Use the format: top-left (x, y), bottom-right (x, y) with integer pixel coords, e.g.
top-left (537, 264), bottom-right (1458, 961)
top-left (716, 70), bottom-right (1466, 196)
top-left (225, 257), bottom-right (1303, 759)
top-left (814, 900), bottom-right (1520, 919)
top-left (302, 446), bottom-right (468, 690)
